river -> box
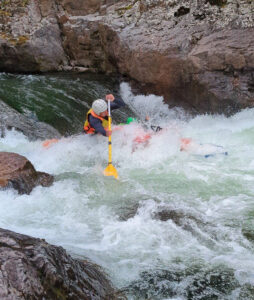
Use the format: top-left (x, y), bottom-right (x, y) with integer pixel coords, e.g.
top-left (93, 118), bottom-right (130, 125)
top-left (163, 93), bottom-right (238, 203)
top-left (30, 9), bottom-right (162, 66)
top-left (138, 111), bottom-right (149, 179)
top-left (0, 73), bottom-right (254, 299)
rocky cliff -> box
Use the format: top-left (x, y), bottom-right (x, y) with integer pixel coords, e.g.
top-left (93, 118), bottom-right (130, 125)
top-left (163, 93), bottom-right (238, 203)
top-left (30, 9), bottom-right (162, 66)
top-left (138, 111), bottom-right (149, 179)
top-left (0, 0), bottom-right (253, 114)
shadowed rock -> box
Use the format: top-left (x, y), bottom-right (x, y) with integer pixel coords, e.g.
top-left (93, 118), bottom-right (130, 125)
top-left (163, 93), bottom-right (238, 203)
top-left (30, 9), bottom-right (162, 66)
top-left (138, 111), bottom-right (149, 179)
top-left (0, 100), bottom-right (61, 141)
top-left (0, 227), bottom-right (121, 299)
top-left (0, 152), bottom-right (54, 194)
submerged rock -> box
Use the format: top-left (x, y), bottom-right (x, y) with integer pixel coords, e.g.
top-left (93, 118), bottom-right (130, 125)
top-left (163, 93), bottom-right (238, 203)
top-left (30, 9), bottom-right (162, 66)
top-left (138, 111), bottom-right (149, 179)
top-left (0, 100), bottom-right (61, 140)
top-left (0, 227), bottom-right (119, 299)
top-left (127, 266), bottom-right (240, 300)
top-left (0, 152), bottom-right (53, 194)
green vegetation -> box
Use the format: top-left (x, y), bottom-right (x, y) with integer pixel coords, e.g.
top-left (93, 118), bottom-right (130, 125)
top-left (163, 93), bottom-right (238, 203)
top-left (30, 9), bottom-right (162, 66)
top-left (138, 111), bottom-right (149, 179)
top-left (0, 0), bottom-right (30, 45)
top-left (0, 9), bottom-right (11, 16)
top-left (22, 0), bottom-right (29, 6)
top-left (0, 32), bottom-right (29, 45)
top-left (49, 287), bottom-right (67, 300)
top-left (0, 0), bottom-right (29, 10)
top-left (115, 0), bottom-right (140, 16)
top-left (116, 4), bottom-right (134, 15)
top-left (0, 0), bottom-right (10, 9)
top-left (16, 35), bottom-right (29, 45)
top-left (0, 0), bottom-right (11, 15)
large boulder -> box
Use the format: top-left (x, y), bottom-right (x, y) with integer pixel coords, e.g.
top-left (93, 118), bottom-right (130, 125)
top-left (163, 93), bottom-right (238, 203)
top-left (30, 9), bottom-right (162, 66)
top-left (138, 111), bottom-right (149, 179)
top-left (0, 152), bottom-right (53, 194)
top-left (0, 227), bottom-right (119, 299)
top-left (97, 0), bottom-right (254, 114)
top-left (0, 100), bottom-right (61, 140)
top-left (55, 0), bottom-right (254, 113)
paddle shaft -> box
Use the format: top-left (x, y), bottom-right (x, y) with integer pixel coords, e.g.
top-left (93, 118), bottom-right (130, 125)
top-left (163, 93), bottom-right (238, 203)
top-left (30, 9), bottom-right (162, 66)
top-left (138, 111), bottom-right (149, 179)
top-left (107, 100), bottom-right (112, 165)
top-left (103, 99), bottom-right (118, 179)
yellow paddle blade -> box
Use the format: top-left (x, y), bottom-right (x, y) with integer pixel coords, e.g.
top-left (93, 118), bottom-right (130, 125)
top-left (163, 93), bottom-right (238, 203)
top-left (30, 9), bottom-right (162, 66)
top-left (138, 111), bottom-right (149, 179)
top-left (103, 163), bottom-right (119, 180)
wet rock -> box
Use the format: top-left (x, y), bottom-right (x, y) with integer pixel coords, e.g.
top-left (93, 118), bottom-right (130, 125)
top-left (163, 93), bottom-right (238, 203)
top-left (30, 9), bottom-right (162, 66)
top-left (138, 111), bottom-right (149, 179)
top-left (0, 100), bottom-right (61, 141)
top-left (242, 228), bottom-right (254, 243)
top-left (0, 227), bottom-right (120, 299)
top-left (127, 267), bottom-right (239, 300)
top-left (117, 202), bottom-right (139, 221)
top-left (153, 205), bottom-right (219, 248)
top-left (153, 206), bottom-right (202, 225)
top-left (0, 152), bottom-right (53, 194)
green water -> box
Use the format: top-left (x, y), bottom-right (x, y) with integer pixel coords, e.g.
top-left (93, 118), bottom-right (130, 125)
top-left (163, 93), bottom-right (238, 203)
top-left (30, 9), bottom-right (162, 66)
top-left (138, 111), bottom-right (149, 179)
top-left (0, 72), bottom-right (129, 135)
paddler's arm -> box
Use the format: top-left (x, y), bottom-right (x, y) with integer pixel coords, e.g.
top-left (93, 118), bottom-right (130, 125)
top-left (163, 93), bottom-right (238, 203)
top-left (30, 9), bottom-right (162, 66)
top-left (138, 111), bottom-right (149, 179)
top-left (106, 94), bottom-right (125, 110)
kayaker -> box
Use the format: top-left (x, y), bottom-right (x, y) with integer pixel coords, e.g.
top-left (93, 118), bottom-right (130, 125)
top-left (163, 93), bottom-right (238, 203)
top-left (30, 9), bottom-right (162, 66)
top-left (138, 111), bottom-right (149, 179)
top-left (84, 94), bottom-right (125, 137)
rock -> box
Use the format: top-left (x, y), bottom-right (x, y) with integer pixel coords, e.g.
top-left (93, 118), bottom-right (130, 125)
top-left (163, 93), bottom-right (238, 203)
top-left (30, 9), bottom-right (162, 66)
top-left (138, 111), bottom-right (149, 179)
top-left (127, 267), bottom-right (239, 300)
top-left (98, 2), bottom-right (254, 114)
top-left (0, 227), bottom-right (120, 299)
top-left (153, 206), bottom-right (203, 226)
top-left (0, 152), bottom-right (54, 194)
top-left (0, 0), bottom-right (253, 113)
top-left (0, 0), bottom-right (68, 73)
top-left (60, 14), bottom-right (116, 73)
top-left (61, 0), bottom-right (254, 114)
top-left (0, 100), bottom-right (61, 141)
top-left (152, 205), bottom-right (220, 248)
top-left (55, 0), bottom-right (102, 15)
top-left (117, 203), bottom-right (139, 221)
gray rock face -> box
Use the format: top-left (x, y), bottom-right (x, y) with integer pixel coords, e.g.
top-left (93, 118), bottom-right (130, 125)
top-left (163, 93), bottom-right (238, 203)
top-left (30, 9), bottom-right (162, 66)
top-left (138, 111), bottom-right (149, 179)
top-left (0, 0), bottom-right (68, 73)
top-left (0, 100), bottom-right (61, 140)
top-left (0, 152), bottom-right (54, 194)
top-left (97, 0), bottom-right (254, 114)
top-left (0, 0), bottom-right (253, 113)
top-left (0, 227), bottom-right (118, 299)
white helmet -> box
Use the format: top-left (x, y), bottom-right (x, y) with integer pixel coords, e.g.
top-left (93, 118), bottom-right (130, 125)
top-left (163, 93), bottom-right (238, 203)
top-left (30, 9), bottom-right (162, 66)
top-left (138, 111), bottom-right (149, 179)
top-left (92, 99), bottom-right (107, 115)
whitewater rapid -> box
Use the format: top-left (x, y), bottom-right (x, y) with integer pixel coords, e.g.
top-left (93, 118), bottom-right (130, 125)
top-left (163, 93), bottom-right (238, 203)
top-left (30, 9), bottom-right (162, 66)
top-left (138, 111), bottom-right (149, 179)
top-left (1, 82), bottom-right (254, 299)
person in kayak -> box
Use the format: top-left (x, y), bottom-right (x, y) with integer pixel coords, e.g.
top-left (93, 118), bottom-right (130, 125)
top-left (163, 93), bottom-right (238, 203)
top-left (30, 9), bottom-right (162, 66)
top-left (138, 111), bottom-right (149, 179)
top-left (84, 94), bottom-right (125, 137)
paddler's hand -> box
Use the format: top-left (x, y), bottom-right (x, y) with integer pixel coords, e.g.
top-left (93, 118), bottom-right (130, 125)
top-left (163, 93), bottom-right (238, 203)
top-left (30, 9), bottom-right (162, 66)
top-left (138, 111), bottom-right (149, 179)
top-left (106, 94), bottom-right (115, 102)
top-left (105, 129), bottom-right (112, 137)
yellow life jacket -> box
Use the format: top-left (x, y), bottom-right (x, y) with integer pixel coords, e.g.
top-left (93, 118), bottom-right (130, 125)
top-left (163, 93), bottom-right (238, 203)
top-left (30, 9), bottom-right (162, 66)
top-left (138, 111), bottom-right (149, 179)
top-left (84, 109), bottom-right (109, 134)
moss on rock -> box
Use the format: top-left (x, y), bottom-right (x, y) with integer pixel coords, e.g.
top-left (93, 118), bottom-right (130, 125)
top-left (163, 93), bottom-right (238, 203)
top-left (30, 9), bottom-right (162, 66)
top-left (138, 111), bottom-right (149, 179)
top-left (0, 32), bottom-right (29, 45)
top-left (115, 0), bottom-right (140, 16)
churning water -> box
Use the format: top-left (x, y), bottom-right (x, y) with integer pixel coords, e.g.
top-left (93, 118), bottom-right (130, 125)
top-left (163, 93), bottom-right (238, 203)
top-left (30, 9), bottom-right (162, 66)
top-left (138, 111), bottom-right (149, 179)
top-left (0, 74), bottom-right (254, 299)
